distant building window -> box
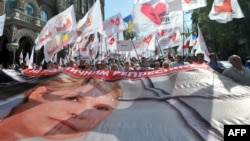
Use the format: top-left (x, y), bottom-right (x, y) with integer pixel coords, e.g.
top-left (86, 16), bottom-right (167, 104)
top-left (5, 0), bottom-right (17, 13)
top-left (40, 10), bottom-right (48, 22)
top-left (25, 4), bottom-right (34, 16)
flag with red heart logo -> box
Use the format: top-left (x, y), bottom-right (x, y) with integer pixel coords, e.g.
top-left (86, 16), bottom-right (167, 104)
top-left (209, 0), bottom-right (244, 23)
top-left (133, 0), bottom-right (169, 33)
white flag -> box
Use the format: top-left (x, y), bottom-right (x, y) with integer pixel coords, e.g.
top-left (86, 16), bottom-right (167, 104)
top-left (182, 0), bottom-right (207, 11)
top-left (77, 0), bottom-right (103, 36)
top-left (130, 33), bottom-right (155, 58)
top-left (19, 51), bottom-right (24, 64)
top-left (35, 20), bottom-right (56, 50)
top-left (194, 26), bottom-right (210, 62)
top-left (106, 34), bottom-right (118, 52)
top-left (165, 0), bottom-right (207, 12)
top-left (28, 48), bottom-right (34, 69)
top-left (43, 35), bottom-right (63, 62)
top-left (0, 14), bottom-right (6, 36)
top-left (35, 5), bottom-right (76, 50)
top-left (157, 27), bottom-right (182, 48)
top-left (209, 0), bottom-right (244, 23)
top-left (71, 43), bottom-right (80, 58)
top-left (53, 5), bottom-right (76, 35)
top-left (133, 0), bottom-right (169, 33)
top-left (101, 13), bottom-right (127, 37)
top-left (25, 53), bottom-right (29, 64)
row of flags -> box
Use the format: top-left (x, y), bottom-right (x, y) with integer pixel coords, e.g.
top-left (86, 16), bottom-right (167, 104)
top-left (18, 0), bottom-right (245, 66)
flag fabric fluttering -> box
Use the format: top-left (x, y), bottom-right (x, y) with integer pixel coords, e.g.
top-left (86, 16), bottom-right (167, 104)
top-left (182, 0), bottom-right (207, 11)
top-left (193, 26), bottom-right (210, 62)
top-left (19, 51), bottom-right (23, 64)
top-left (35, 5), bottom-right (76, 50)
top-left (106, 34), bottom-right (118, 52)
top-left (25, 53), bottom-right (29, 64)
top-left (208, 0), bottom-right (244, 23)
top-left (155, 0), bottom-right (207, 12)
top-left (144, 32), bottom-right (156, 51)
top-left (71, 42), bottom-right (80, 58)
top-left (101, 13), bottom-right (127, 37)
top-left (35, 21), bottom-right (55, 50)
top-left (72, 35), bottom-right (91, 58)
top-left (77, 0), bottom-right (103, 36)
top-left (0, 14), bottom-right (6, 36)
top-left (130, 32), bottom-right (155, 58)
top-left (123, 14), bottom-right (134, 32)
top-left (156, 27), bottom-right (182, 49)
top-left (189, 35), bottom-right (198, 47)
top-left (123, 14), bottom-right (133, 23)
top-left (43, 35), bottom-right (63, 62)
top-left (54, 5), bottom-right (76, 35)
top-left (28, 48), bottom-right (34, 69)
top-left (177, 34), bottom-right (191, 56)
top-left (133, 0), bottom-right (169, 33)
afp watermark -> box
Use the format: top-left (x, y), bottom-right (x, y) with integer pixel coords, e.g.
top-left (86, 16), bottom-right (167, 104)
top-left (224, 125), bottom-right (250, 141)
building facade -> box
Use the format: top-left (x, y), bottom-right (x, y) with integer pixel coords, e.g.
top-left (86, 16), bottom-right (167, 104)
top-left (0, 0), bottom-right (104, 68)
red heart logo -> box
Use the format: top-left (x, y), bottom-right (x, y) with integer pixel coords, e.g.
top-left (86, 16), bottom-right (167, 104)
top-left (168, 33), bottom-right (176, 41)
top-left (143, 35), bottom-right (153, 44)
top-left (55, 17), bottom-right (72, 32)
top-left (184, 0), bottom-right (191, 4)
top-left (109, 37), bottom-right (115, 45)
top-left (111, 18), bottom-right (120, 25)
top-left (157, 30), bottom-right (165, 36)
top-left (141, 2), bottom-right (167, 25)
top-left (214, 0), bottom-right (232, 12)
top-left (82, 44), bottom-right (88, 51)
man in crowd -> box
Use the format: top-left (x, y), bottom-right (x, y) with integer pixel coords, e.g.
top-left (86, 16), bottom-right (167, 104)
top-left (222, 54), bottom-right (250, 86)
top-left (140, 59), bottom-right (152, 70)
top-left (171, 53), bottom-right (187, 68)
top-left (207, 53), bottom-right (226, 73)
top-left (195, 52), bottom-right (206, 64)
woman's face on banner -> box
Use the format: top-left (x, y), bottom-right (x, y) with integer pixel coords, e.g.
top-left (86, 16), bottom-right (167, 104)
top-left (20, 83), bottom-right (118, 139)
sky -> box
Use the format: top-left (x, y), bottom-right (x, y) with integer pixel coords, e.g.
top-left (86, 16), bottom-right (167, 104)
top-left (104, 0), bottom-right (134, 19)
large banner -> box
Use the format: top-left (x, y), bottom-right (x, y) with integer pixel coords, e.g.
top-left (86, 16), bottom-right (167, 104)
top-left (0, 64), bottom-right (250, 140)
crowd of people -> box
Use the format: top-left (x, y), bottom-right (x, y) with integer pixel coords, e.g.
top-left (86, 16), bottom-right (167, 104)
top-left (1, 52), bottom-right (250, 86)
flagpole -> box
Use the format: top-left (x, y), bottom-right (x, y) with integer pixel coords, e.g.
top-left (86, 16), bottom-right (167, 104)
top-left (130, 39), bottom-right (139, 60)
top-left (182, 11), bottom-right (185, 64)
top-left (155, 37), bottom-right (164, 57)
top-left (104, 37), bottom-right (109, 62)
top-left (35, 46), bottom-right (38, 65)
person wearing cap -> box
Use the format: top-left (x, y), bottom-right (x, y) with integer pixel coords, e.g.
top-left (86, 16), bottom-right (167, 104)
top-left (170, 52), bottom-right (187, 68)
top-left (207, 53), bottom-right (226, 73)
top-left (222, 54), bottom-right (250, 86)
top-left (195, 52), bottom-right (206, 64)
top-left (95, 61), bottom-right (104, 70)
